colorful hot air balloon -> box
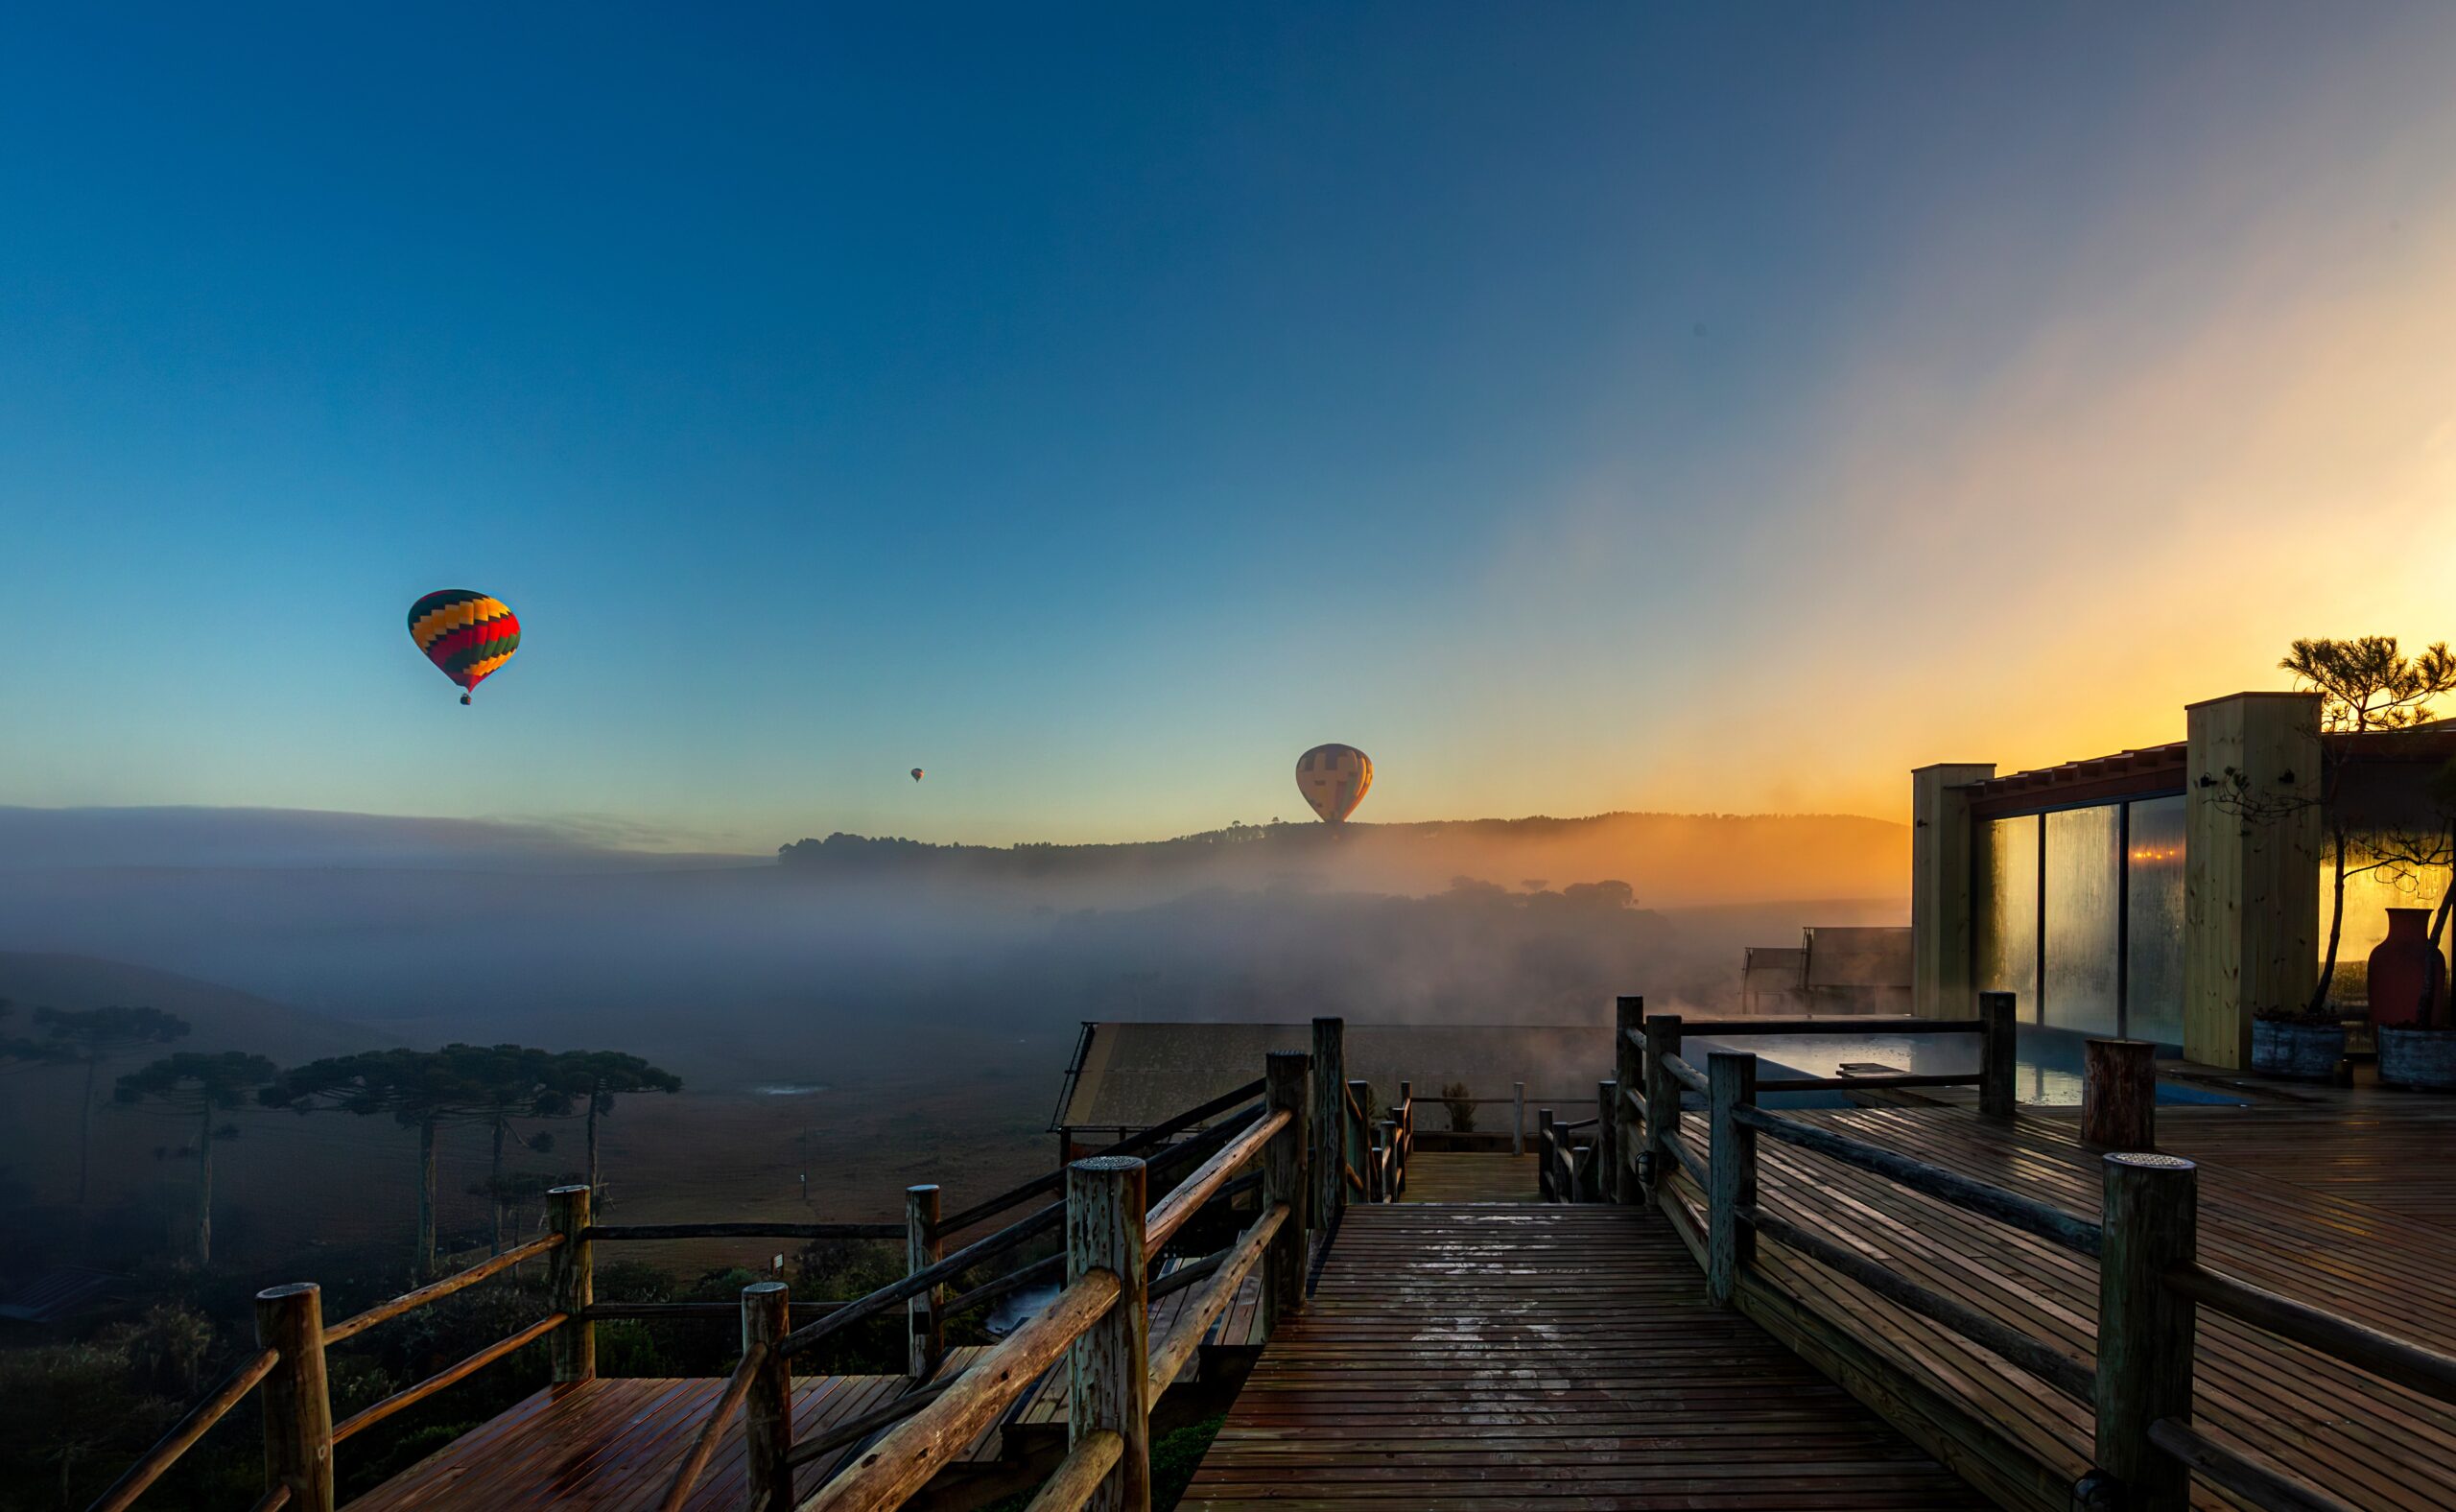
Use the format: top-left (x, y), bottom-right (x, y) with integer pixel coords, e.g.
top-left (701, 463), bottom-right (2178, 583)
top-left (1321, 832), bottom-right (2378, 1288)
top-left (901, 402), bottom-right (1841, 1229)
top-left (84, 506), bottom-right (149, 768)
top-left (911, 768), bottom-right (925, 783)
top-left (407, 590), bottom-right (520, 706)
top-left (1295, 744), bottom-right (1372, 824)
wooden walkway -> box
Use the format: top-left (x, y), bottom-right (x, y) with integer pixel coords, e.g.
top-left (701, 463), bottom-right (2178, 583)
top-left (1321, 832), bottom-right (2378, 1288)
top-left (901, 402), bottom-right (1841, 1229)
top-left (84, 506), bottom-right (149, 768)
top-left (351, 1269), bottom-right (1269, 1509)
top-left (1665, 1096), bottom-right (2456, 1512)
top-left (1181, 1202), bottom-right (1988, 1509)
top-left (1400, 1149), bottom-right (1536, 1203)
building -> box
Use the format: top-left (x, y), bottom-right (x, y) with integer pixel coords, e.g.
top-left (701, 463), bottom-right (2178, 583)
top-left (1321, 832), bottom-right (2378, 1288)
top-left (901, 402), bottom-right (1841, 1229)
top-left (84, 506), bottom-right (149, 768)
top-left (1909, 691), bottom-right (2455, 1068)
top-left (1737, 930), bottom-right (1913, 1015)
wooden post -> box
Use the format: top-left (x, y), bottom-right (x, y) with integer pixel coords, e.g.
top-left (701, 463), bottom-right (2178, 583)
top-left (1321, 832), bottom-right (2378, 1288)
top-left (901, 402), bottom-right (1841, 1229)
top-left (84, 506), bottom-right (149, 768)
top-left (1068, 1157), bottom-right (1152, 1512)
top-left (1642, 1014), bottom-right (1683, 1193)
top-left (253, 1283), bottom-right (334, 1512)
top-left (1707, 1051), bottom-right (1758, 1307)
top-left (1614, 996), bottom-right (1644, 1203)
top-left (1261, 1051), bottom-right (1308, 1335)
top-left (1537, 1108), bottom-right (1555, 1201)
top-left (1979, 991), bottom-right (2017, 1118)
top-left (742, 1280), bottom-right (793, 1511)
top-left (1395, 1080), bottom-right (1411, 1200)
top-left (1311, 1018), bottom-right (1344, 1228)
top-left (2095, 1152), bottom-right (2199, 1512)
top-left (1346, 1079), bottom-right (1373, 1204)
top-left (1511, 1082), bottom-right (1524, 1155)
top-left (548, 1185), bottom-right (595, 1382)
top-left (907, 1184), bottom-right (943, 1380)
top-left (1596, 1079), bottom-right (1618, 1208)
top-left (2084, 1040), bottom-right (2157, 1152)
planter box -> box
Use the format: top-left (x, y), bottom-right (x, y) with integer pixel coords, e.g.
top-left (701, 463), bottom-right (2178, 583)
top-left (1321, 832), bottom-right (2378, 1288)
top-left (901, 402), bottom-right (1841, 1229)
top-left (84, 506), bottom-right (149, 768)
top-left (2253, 1019), bottom-right (2347, 1081)
top-left (2377, 1026), bottom-right (2456, 1092)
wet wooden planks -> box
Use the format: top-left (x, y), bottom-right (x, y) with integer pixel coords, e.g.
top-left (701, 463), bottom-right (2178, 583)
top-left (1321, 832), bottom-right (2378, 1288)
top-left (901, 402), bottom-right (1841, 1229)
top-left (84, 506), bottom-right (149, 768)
top-left (1664, 1098), bottom-right (2456, 1512)
top-left (1180, 1203), bottom-right (1988, 1509)
top-left (1400, 1150), bottom-right (1538, 1204)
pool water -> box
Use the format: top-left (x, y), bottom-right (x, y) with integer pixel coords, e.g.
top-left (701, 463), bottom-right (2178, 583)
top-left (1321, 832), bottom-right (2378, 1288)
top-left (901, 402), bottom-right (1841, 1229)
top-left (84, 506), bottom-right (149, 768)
top-left (1684, 1025), bottom-right (2243, 1109)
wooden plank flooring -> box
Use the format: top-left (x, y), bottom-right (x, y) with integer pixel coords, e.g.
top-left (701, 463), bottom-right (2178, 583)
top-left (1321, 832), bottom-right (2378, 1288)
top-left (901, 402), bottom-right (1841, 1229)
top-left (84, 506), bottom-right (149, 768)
top-left (1180, 1203), bottom-right (1989, 1509)
top-left (1402, 1150), bottom-right (1537, 1203)
top-left (1660, 1096), bottom-right (2456, 1512)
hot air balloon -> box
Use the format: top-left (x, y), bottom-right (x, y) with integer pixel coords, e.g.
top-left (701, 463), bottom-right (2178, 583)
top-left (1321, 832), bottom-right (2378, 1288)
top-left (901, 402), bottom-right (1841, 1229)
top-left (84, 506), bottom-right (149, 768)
top-left (1295, 744), bottom-right (1372, 824)
top-left (910, 768), bottom-right (925, 783)
top-left (408, 590), bottom-right (520, 705)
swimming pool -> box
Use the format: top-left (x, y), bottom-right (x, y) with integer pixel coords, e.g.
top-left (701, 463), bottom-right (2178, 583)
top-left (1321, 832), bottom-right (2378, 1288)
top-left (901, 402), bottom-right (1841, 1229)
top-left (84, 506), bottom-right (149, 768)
top-left (1683, 1025), bottom-right (2242, 1108)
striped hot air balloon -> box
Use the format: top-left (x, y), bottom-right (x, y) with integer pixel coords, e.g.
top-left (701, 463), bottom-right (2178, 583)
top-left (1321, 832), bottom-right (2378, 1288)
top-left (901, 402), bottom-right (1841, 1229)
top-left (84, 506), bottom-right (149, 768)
top-left (1295, 744), bottom-right (1372, 824)
top-left (408, 590), bottom-right (520, 705)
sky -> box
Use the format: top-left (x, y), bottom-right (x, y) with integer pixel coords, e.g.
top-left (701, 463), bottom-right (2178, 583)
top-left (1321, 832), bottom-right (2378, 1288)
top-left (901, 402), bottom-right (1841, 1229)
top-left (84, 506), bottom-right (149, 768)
top-left (4, 4), bottom-right (2454, 852)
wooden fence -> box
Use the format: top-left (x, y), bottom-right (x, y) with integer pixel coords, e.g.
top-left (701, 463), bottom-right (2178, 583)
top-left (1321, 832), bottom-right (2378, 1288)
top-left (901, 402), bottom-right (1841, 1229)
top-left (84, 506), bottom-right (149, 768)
top-left (1594, 991), bottom-right (2456, 1512)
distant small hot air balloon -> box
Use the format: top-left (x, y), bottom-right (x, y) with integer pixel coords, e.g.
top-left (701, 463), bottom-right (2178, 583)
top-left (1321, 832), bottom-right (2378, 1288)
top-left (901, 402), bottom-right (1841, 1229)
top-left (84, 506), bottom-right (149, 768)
top-left (407, 590), bottom-right (520, 705)
top-left (910, 768), bottom-right (925, 783)
top-left (1295, 744), bottom-right (1372, 824)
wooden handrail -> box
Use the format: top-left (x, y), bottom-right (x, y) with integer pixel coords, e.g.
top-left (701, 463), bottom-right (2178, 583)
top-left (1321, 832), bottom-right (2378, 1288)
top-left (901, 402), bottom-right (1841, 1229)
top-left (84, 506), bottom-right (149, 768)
top-left (1145, 1109), bottom-right (1290, 1259)
top-left (801, 1269), bottom-right (1122, 1510)
top-left (657, 1340), bottom-right (769, 1512)
top-left (1746, 1205), bottom-right (2096, 1403)
top-left (1341, 1162), bottom-right (1364, 1193)
top-left (1147, 1203), bottom-right (1287, 1393)
top-left (323, 1234), bottom-right (563, 1344)
top-left (2146, 1418), bottom-right (2358, 1512)
top-left (1759, 1072), bottom-right (1981, 1095)
top-left (581, 1299), bottom-right (848, 1322)
top-left (787, 1375), bottom-right (958, 1468)
top-left (1024, 1429), bottom-right (1122, 1512)
top-left (1674, 1016), bottom-right (1988, 1036)
top-left (1734, 1103), bottom-right (2105, 1258)
top-left (585, 1221), bottom-right (900, 1241)
top-left (1660, 1052), bottom-right (1710, 1097)
top-left (331, 1312), bottom-right (566, 1444)
top-left (85, 1347), bottom-right (282, 1512)
top-left (940, 1077), bottom-right (1265, 1235)
top-left (2165, 1262), bottom-right (2456, 1406)
top-left (248, 1489), bottom-right (291, 1512)
top-left (1666, 1133), bottom-right (1709, 1190)
top-left (778, 1199), bottom-right (1062, 1358)
top-left (940, 1253), bottom-right (1064, 1319)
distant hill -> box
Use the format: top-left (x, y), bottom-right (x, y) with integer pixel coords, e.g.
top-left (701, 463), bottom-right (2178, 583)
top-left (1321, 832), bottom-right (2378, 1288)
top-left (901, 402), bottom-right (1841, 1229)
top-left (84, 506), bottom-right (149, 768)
top-left (779, 810), bottom-right (1908, 910)
top-left (0, 952), bottom-right (393, 1061)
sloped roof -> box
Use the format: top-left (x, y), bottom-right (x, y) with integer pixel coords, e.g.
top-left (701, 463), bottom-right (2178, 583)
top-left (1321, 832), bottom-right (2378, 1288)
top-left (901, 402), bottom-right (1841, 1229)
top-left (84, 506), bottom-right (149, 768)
top-left (1054, 1022), bottom-right (1612, 1131)
top-left (0, 1265), bottom-right (119, 1324)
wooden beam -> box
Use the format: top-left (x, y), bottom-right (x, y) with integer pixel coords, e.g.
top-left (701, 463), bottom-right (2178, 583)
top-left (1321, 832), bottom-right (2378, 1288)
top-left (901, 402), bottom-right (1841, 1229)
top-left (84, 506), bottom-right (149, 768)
top-left (1143, 1109), bottom-right (1289, 1261)
top-left (86, 1348), bottom-right (281, 1512)
top-left (252, 1285), bottom-right (333, 1512)
top-left (1260, 1051), bottom-right (1308, 1336)
top-left (656, 1341), bottom-right (768, 1512)
top-left (1613, 996), bottom-right (1643, 1203)
top-left (1025, 1429), bottom-right (1122, 1512)
top-left (1707, 1051), bottom-right (1757, 1307)
top-left (743, 1283), bottom-right (792, 1511)
top-left (322, 1234), bottom-right (562, 1344)
top-left (548, 1186), bottom-right (593, 1383)
top-left (1069, 1157), bottom-right (1152, 1512)
top-left (1311, 1018), bottom-right (1343, 1228)
top-left (331, 1312), bottom-right (565, 1445)
top-left (907, 1185), bottom-right (943, 1380)
top-left (2095, 1152), bottom-right (2199, 1512)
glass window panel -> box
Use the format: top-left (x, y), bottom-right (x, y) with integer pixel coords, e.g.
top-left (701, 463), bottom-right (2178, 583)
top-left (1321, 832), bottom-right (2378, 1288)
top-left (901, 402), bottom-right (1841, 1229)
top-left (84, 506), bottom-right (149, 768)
top-left (2125, 796), bottom-right (2185, 1048)
top-left (2044, 806), bottom-right (2121, 1037)
top-left (1976, 815), bottom-right (2039, 1025)
top-left (2320, 834), bottom-right (2452, 1011)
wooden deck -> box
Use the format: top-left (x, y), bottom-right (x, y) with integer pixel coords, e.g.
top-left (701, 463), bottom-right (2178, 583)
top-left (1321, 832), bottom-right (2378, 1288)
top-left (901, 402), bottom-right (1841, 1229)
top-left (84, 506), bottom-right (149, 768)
top-left (349, 1268), bottom-right (1270, 1509)
top-left (1665, 1093), bottom-right (2456, 1512)
top-left (1400, 1149), bottom-right (1537, 1203)
top-left (1181, 1202), bottom-right (1987, 1509)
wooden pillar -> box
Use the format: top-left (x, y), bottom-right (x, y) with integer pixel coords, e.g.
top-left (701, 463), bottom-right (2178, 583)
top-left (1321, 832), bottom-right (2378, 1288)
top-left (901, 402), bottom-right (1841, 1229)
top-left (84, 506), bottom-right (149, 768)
top-left (1511, 1082), bottom-right (1524, 1156)
top-left (907, 1184), bottom-right (943, 1380)
top-left (742, 1280), bottom-right (793, 1511)
top-left (1311, 1018), bottom-right (1345, 1228)
top-left (1707, 1051), bottom-right (1758, 1307)
top-left (1346, 1079), bottom-right (1373, 1204)
top-left (2094, 1153), bottom-right (2199, 1512)
top-left (1395, 1081), bottom-right (1411, 1201)
top-left (2084, 1040), bottom-right (2158, 1152)
top-left (1596, 1079), bottom-right (1618, 1208)
top-left (1641, 1014), bottom-right (1683, 1193)
top-left (1978, 991), bottom-right (2018, 1118)
top-left (2184, 692), bottom-right (2321, 1070)
top-left (1068, 1157), bottom-right (1152, 1512)
top-left (548, 1184), bottom-right (595, 1382)
top-left (1614, 996), bottom-right (1644, 1203)
top-left (1913, 764), bottom-right (1996, 1017)
top-left (253, 1284), bottom-right (334, 1512)
top-left (1536, 1108), bottom-right (1555, 1201)
top-left (1261, 1051), bottom-right (1309, 1335)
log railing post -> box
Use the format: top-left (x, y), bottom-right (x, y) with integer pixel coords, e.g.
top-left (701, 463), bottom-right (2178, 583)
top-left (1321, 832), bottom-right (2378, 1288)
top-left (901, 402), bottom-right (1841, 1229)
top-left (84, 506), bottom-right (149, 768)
top-left (1311, 1018), bottom-right (1345, 1228)
top-left (1641, 1014), bottom-right (1683, 1193)
top-left (1707, 1051), bottom-right (1758, 1308)
top-left (1596, 1079), bottom-right (1618, 1207)
top-left (2084, 1039), bottom-right (2157, 1152)
top-left (742, 1280), bottom-right (793, 1511)
top-left (1395, 1080), bottom-right (1412, 1201)
top-left (548, 1185), bottom-right (594, 1382)
top-left (1347, 1079), bottom-right (1373, 1203)
top-left (1614, 995), bottom-right (1644, 1203)
top-left (1537, 1108), bottom-right (1555, 1202)
top-left (907, 1184), bottom-right (943, 1381)
top-left (2093, 1152), bottom-right (2199, 1512)
top-left (1979, 990), bottom-right (2017, 1118)
top-left (1068, 1157), bottom-right (1152, 1512)
top-left (254, 1283), bottom-right (334, 1512)
top-left (1512, 1082), bottom-right (1525, 1156)
top-left (1262, 1051), bottom-right (1309, 1335)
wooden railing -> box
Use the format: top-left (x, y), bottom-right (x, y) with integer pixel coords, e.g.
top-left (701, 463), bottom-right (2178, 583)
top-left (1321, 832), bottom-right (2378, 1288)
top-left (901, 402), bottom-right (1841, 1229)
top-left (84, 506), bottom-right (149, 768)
top-left (1606, 991), bottom-right (2456, 1512)
top-left (1369, 1083), bottom-right (1414, 1201)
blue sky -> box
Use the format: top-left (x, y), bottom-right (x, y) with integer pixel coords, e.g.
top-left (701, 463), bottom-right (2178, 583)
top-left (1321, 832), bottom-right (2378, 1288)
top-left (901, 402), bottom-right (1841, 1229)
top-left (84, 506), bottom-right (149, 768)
top-left (6, 5), bottom-right (2454, 850)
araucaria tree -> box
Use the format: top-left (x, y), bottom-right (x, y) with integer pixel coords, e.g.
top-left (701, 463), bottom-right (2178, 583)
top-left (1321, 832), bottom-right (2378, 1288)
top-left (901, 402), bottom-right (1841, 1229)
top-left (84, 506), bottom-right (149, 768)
top-left (114, 1051), bottom-right (276, 1266)
top-left (548, 1050), bottom-right (682, 1197)
top-left (261, 1044), bottom-right (573, 1277)
top-left (29, 1004), bottom-right (191, 1250)
top-left (2280, 636), bottom-right (2456, 1014)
